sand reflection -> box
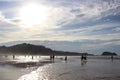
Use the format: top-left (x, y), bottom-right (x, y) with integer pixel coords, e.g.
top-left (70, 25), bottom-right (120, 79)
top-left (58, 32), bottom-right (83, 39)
top-left (18, 67), bottom-right (49, 80)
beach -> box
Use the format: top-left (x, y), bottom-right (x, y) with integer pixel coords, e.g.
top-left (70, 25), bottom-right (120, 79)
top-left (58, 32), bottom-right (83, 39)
top-left (0, 0), bottom-right (120, 80)
top-left (0, 55), bottom-right (120, 80)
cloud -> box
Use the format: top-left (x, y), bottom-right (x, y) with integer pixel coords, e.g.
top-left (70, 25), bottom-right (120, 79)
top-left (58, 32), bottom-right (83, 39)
top-left (0, 11), bottom-right (21, 42)
top-left (49, 0), bottom-right (119, 33)
top-left (113, 27), bottom-right (120, 31)
top-left (52, 22), bottom-right (120, 41)
top-left (0, 11), bottom-right (5, 20)
top-left (0, 0), bottom-right (120, 54)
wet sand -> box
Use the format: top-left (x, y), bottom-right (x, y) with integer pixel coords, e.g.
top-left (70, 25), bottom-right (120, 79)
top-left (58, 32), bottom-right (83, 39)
top-left (0, 56), bottom-right (120, 80)
top-left (18, 58), bottom-right (120, 80)
top-left (0, 55), bottom-right (54, 80)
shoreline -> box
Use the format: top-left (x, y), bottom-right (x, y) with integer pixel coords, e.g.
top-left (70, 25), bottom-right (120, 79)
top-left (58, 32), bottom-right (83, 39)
top-left (0, 58), bottom-right (54, 68)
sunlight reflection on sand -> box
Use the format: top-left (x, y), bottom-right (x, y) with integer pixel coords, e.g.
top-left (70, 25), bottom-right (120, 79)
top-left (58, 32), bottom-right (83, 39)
top-left (18, 66), bottom-right (49, 80)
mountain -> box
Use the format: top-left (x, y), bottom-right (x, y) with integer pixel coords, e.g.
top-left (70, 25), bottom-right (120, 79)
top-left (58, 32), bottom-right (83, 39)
top-left (0, 43), bottom-right (52, 55)
top-left (102, 52), bottom-right (117, 56)
top-left (0, 40), bottom-right (120, 55)
top-left (0, 43), bottom-right (84, 56)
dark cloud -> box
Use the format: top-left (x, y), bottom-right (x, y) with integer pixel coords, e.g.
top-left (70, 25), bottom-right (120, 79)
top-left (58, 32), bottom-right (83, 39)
top-left (70, 9), bottom-right (81, 13)
top-left (76, 14), bottom-right (85, 17)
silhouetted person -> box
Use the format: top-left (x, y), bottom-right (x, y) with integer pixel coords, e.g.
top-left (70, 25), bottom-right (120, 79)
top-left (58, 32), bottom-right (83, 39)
top-left (50, 55), bottom-right (52, 61)
top-left (65, 56), bottom-right (67, 61)
top-left (13, 55), bottom-right (15, 59)
top-left (52, 54), bottom-right (55, 62)
top-left (81, 54), bottom-right (87, 61)
top-left (111, 55), bottom-right (114, 61)
top-left (50, 54), bottom-right (55, 62)
top-left (81, 54), bottom-right (87, 66)
top-left (84, 54), bottom-right (87, 61)
top-left (81, 55), bottom-right (84, 61)
top-left (32, 56), bottom-right (34, 60)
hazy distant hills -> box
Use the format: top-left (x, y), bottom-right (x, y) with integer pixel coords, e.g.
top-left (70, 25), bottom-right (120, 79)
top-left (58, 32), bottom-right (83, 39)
top-left (0, 43), bottom-right (52, 55)
top-left (102, 52), bottom-right (117, 56)
top-left (0, 43), bottom-right (85, 56)
top-left (0, 40), bottom-right (120, 55)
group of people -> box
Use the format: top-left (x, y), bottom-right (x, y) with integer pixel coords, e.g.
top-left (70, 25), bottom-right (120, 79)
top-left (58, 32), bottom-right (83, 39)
top-left (50, 54), bottom-right (88, 62)
top-left (50, 55), bottom-right (68, 62)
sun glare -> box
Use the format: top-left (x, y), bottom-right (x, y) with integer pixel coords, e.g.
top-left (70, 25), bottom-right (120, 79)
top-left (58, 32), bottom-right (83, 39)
top-left (19, 3), bottom-right (48, 27)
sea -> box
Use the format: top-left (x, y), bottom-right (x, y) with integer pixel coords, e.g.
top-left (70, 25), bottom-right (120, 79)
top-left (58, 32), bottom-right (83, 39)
top-left (0, 55), bottom-right (120, 80)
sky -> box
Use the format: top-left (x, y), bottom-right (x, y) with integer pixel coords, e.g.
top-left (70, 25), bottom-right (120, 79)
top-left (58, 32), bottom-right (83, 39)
top-left (0, 0), bottom-right (120, 55)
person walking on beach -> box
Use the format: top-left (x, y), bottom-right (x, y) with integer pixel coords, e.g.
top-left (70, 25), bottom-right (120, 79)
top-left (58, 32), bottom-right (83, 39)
top-left (81, 55), bottom-right (84, 61)
top-left (32, 56), bottom-right (34, 60)
top-left (52, 54), bottom-right (55, 62)
top-left (13, 55), bottom-right (15, 59)
top-left (111, 55), bottom-right (114, 61)
top-left (84, 54), bottom-right (87, 61)
top-left (65, 56), bottom-right (67, 61)
top-left (50, 55), bottom-right (52, 61)
top-left (81, 54), bottom-right (87, 66)
top-left (81, 54), bottom-right (87, 61)
top-left (50, 54), bottom-right (55, 62)
top-left (111, 55), bottom-right (113, 59)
